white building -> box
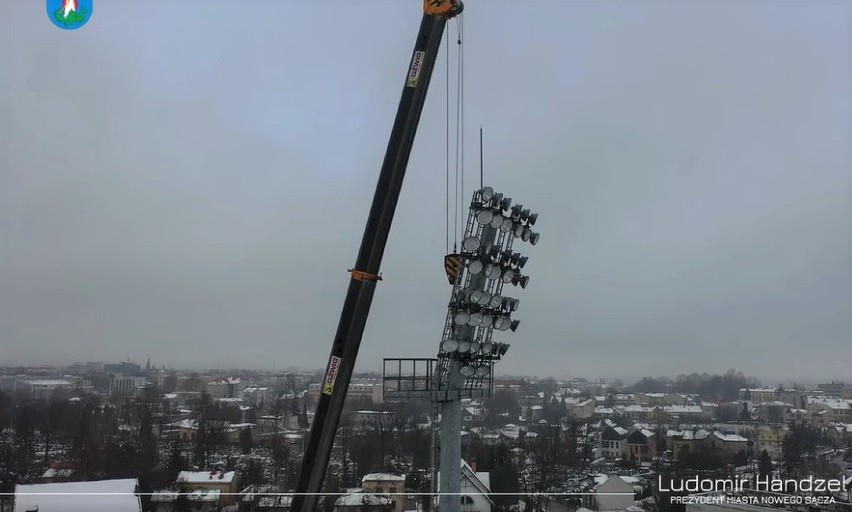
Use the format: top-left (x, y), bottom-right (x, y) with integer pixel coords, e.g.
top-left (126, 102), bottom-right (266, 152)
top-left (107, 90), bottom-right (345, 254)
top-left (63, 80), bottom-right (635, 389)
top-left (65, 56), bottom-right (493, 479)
top-left (592, 475), bottom-right (636, 512)
top-left (15, 478), bottom-right (141, 512)
top-left (437, 460), bottom-right (493, 512)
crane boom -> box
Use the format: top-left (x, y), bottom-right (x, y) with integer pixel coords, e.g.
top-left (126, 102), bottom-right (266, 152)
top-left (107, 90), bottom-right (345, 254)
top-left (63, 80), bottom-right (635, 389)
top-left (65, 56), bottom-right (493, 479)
top-left (291, 2), bottom-right (463, 511)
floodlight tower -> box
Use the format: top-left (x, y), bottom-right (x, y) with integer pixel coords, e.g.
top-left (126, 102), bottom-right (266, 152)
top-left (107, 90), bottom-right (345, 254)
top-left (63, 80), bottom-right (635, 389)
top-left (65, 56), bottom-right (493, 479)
top-left (432, 186), bottom-right (539, 512)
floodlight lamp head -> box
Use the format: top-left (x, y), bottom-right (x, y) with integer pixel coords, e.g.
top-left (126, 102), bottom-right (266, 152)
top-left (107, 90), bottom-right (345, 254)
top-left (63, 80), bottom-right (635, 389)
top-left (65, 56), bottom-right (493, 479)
top-left (517, 255), bottom-right (529, 269)
top-left (500, 217), bottom-right (514, 233)
top-left (528, 212), bottom-right (538, 226)
top-left (521, 209), bottom-right (531, 220)
top-left (475, 366), bottom-right (490, 378)
top-left (510, 319), bottom-right (521, 332)
top-left (530, 232), bottom-right (540, 246)
top-left (521, 228), bottom-right (532, 242)
top-left (513, 225), bottom-right (524, 238)
top-left (459, 365), bottom-right (475, 378)
top-left (498, 343), bottom-right (510, 356)
top-left (501, 269), bottom-right (516, 283)
top-left (481, 341), bottom-right (494, 355)
top-left (468, 313), bottom-right (483, 327)
top-left (492, 192), bottom-right (503, 205)
top-left (458, 340), bottom-right (472, 353)
top-left (480, 187), bottom-right (494, 202)
top-left (469, 341), bottom-right (481, 354)
top-left (476, 209), bottom-right (494, 226)
top-left (511, 204), bottom-right (523, 218)
top-left (442, 339), bottom-right (459, 353)
top-left (462, 236), bottom-right (481, 252)
top-left (489, 294), bottom-right (502, 309)
top-left (500, 197), bottom-right (512, 212)
top-left (468, 259), bottom-right (484, 275)
top-left (489, 214), bottom-right (504, 229)
top-left (454, 311), bottom-right (471, 325)
top-left (485, 264), bottom-right (501, 280)
top-left (480, 315), bottom-right (493, 328)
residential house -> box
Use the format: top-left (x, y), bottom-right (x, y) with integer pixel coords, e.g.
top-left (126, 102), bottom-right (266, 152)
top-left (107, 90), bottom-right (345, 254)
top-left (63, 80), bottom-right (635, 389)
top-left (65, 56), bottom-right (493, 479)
top-left (361, 474), bottom-right (406, 512)
top-left (589, 475), bottom-right (636, 512)
top-left (565, 398), bottom-right (595, 419)
top-left (625, 429), bottom-right (657, 463)
top-left (600, 427), bottom-right (628, 459)
top-left (206, 378), bottom-right (246, 399)
top-left (151, 489), bottom-right (220, 512)
top-left (333, 493), bottom-right (393, 512)
top-left (176, 471), bottom-right (239, 507)
top-left (807, 397), bottom-right (851, 423)
top-left (240, 485), bottom-right (292, 511)
top-left (436, 460), bottom-right (494, 512)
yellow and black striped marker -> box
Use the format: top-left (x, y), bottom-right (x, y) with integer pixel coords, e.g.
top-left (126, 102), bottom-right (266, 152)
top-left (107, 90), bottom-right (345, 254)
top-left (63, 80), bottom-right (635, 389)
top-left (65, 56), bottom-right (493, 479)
top-left (444, 253), bottom-right (462, 285)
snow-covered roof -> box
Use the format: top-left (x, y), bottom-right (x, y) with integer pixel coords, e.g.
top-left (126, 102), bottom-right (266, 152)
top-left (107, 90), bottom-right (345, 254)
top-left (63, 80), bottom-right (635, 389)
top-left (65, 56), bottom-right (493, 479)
top-left (15, 479), bottom-right (140, 512)
top-left (335, 493), bottom-right (391, 507)
top-left (207, 377), bottom-right (241, 386)
top-left (808, 397), bottom-right (851, 410)
top-left (151, 489), bottom-right (220, 502)
top-left (20, 379), bottom-right (74, 386)
top-left (362, 473), bottom-right (405, 482)
top-left (177, 470), bottom-right (235, 484)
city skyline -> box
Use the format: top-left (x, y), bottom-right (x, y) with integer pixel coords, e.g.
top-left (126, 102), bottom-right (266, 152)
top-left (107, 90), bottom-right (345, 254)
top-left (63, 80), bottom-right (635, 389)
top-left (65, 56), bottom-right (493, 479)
top-left (2, 1), bottom-right (851, 381)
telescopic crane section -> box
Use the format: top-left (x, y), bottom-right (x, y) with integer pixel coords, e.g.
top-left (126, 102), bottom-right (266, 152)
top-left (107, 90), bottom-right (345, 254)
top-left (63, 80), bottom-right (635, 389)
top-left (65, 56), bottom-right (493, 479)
top-left (291, 2), bottom-right (463, 511)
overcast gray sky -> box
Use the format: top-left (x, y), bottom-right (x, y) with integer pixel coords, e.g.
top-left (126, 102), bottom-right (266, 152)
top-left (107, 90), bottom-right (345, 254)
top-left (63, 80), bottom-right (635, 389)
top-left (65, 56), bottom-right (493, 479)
top-left (2, 1), bottom-right (850, 383)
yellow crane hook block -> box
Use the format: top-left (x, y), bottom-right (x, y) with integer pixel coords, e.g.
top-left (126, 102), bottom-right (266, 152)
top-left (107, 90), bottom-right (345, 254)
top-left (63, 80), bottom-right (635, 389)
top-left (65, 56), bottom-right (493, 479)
top-left (444, 253), bottom-right (462, 285)
top-left (424, 0), bottom-right (464, 17)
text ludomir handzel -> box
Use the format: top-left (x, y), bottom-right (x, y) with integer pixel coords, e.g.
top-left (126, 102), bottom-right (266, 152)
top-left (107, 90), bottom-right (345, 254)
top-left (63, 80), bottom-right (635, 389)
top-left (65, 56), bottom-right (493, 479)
top-left (659, 475), bottom-right (852, 494)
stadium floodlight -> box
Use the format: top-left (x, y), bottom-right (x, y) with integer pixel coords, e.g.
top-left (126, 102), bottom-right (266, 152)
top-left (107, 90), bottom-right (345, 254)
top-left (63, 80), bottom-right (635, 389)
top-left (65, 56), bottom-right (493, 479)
top-left (442, 339), bottom-right (460, 353)
top-left (521, 228), bottom-right (532, 242)
top-left (528, 212), bottom-right (538, 226)
top-left (501, 269), bottom-right (516, 283)
top-left (468, 259), bottom-right (484, 275)
top-left (499, 197), bottom-right (512, 212)
top-left (516, 255), bottom-right (529, 269)
top-left (498, 343), bottom-right (510, 356)
top-left (458, 340), bottom-right (471, 353)
top-left (459, 365), bottom-right (475, 378)
top-left (493, 317), bottom-right (510, 331)
top-left (500, 217), bottom-right (513, 233)
top-left (510, 320), bottom-right (520, 332)
top-left (462, 236), bottom-right (481, 252)
top-left (510, 204), bottom-right (523, 219)
top-left (476, 209), bottom-right (494, 225)
top-left (481, 341), bottom-right (493, 355)
top-left (469, 341), bottom-right (481, 354)
top-left (513, 225), bottom-right (524, 238)
top-left (521, 209), bottom-right (531, 221)
top-left (488, 294), bottom-right (502, 309)
top-left (530, 232), bottom-right (540, 245)
top-left (502, 297), bottom-right (520, 312)
top-left (480, 186), bottom-right (494, 202)
top-left (475, 366), bottom-right (490, 378)
top-left (489, 214), bottom-right (504, 229)
top-left (480, 315), bottom-right (493, 328)
top-left (454, 311), bottom-right (470, 325)
top-left (468, 312), bottom-right (483, 327)
top-left (484, 263), bottom-right (501, 280)
top-left (511, 274), bottom-right (529, 289)
top-left (468, 289), bottom-right (486, 304)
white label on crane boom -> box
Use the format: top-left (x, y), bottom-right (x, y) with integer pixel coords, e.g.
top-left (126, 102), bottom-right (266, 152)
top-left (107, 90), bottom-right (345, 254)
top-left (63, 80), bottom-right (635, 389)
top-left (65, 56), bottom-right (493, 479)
top-left (406, 51), bottom-right (425, 87)
top-left (322, 355), bottom-right (342, 395)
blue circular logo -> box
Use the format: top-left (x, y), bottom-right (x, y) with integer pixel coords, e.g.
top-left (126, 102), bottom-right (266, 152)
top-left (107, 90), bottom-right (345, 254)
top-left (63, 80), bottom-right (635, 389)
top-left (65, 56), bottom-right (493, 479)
top-left (47, 0), bottom-right (93, 30)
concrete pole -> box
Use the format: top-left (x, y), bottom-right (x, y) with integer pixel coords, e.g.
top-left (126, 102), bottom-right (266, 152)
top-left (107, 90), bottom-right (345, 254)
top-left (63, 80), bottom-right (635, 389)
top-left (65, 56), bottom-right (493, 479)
top-left (437, 222), bottom-right (497, 512)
